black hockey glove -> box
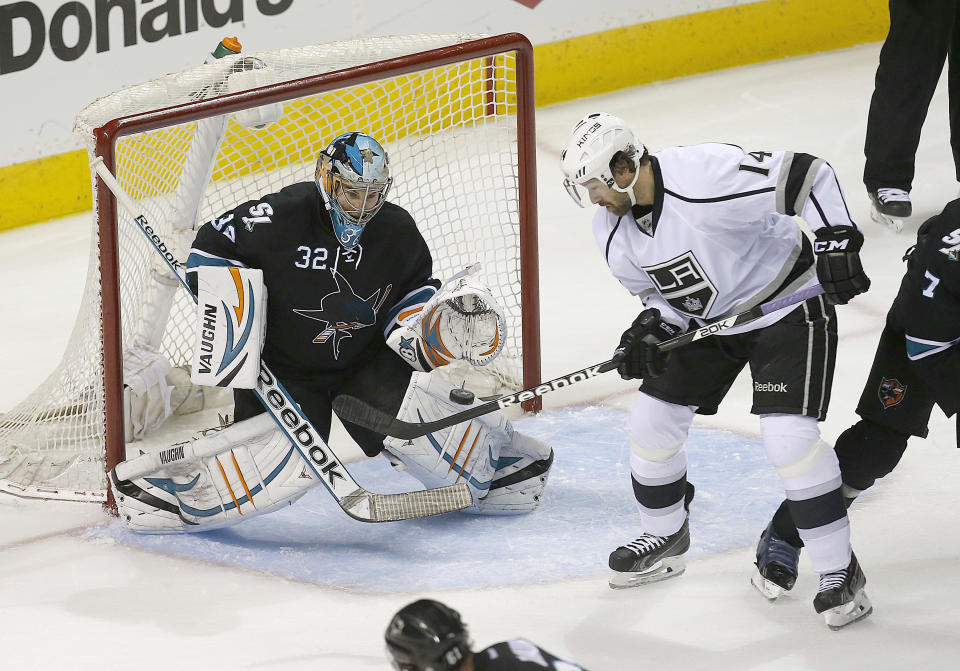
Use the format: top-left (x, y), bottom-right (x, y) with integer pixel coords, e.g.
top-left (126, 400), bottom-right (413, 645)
top-left (814, 225), bottom-right (871, 305)
top-left (613, 308), bottom-right (682, 380)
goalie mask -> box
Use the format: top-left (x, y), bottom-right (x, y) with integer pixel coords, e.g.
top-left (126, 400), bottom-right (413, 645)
top-left (385, 599), bottom-right (471, 671)
top-left (560, 112), bottom-right (645, 208)
top-left (315, 132), bottom-right (393, 249)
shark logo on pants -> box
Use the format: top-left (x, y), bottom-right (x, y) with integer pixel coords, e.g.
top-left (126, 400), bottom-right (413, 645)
top-left (878, 377), bottom-right (906, 409)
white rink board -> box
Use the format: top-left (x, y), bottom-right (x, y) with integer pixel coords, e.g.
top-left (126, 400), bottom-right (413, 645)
top-left (0, 0), bottom-right (761, 163)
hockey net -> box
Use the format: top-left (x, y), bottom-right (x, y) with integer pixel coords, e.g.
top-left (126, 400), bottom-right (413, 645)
top-left (0, 33), bottom-right (539, 503)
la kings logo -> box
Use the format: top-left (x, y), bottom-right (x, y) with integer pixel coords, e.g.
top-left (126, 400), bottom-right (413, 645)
top-left (643, 251), bottom-right (717, 318)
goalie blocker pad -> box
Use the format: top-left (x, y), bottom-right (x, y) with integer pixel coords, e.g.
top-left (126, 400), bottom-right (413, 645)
top-left (112, 414), bottom-right (317, 533)
top-left (382, 371), bottom-right (553, 514)
top-left (191, 265), bottom-right (267, 388)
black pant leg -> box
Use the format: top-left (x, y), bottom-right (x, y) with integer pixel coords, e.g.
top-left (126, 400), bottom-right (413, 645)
top-left (863, 0), bottom-right (955, 191)
top-left (232, 383), bottom-right (334, 441)
top-left (949, 4), bottom-right (960, 179)
top-left (332, 342), bottom-right (415, 457)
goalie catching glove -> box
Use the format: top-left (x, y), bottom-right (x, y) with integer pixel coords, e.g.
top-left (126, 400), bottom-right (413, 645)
top-left (387, 265), bottom-right (506, 371)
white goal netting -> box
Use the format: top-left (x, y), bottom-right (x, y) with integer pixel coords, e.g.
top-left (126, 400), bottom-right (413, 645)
top-left (0, 34), bottom-right (537, 502)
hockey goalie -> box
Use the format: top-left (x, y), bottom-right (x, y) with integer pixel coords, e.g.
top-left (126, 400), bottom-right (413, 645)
top-left (111, 132), bottom-right (553, 532)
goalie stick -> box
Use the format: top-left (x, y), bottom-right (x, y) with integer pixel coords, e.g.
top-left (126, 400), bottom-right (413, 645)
top-left (93, 158), bottom-right (471, 522)
top-left (333, 283), bottom-right (826, 439)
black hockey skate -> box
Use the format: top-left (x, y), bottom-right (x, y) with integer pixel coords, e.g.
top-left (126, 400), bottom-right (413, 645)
top-left (813, 553), bottom-right (873, 630)
top-left (608, 517), bottom-right (690, 589)
top-left (750, 521), bottom-right (800, 600)
top-left (868, 188), bottom-right (911, 232)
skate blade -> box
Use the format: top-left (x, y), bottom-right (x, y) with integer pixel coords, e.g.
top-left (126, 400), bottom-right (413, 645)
top-left (824, 591), bottom-right (873, 630)
top-left (870, 207), bottom-right (904, 233)
top-left (609, 556), bottom-right (686, 589)
top-left (750, 570), bottom-right (785, 601)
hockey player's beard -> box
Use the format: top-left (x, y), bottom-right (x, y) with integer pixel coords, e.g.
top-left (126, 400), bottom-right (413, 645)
top-left (602, 194), bottom-right (633, 217)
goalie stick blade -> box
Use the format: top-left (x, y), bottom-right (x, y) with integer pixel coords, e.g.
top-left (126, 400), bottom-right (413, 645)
top-left (339, 483), bottom-right (473, 522)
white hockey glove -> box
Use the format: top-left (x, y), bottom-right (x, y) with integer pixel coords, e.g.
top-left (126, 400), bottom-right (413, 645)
top-left (386, 265), bottom-right (507, 371)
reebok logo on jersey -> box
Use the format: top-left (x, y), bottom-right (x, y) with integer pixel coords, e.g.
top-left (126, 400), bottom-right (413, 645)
top-left (754, 381), bottom-right (788, 392)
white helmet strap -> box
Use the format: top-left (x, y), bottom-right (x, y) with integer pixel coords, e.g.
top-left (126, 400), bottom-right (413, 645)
top-left (610, 151), bottom-right (641, 206)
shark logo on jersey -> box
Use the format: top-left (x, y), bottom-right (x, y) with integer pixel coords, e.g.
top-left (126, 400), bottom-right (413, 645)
top-left (878, 377), bottom-right (906, 409)
top-left (294, 269), bottom-right (392, 359)
top-left (643, 251), bottom-right (717, 318)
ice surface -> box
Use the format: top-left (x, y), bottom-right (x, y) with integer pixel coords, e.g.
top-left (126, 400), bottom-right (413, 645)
top-left (3, 42), bottom-right (960, 670)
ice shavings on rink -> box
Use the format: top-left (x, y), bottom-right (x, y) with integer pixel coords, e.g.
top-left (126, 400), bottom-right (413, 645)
top-left (86, 405), bottom-right (785, 591)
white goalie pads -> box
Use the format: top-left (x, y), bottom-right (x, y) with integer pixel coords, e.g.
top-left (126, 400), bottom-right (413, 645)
top-left (122, 351), bottom-right (236, 442)
top-left (387, 265), bottom-right (506, 371)
top-left (123, 345), bottom-right (174, 441)
top-left (112, 414), bottom-right (317, 533)
top-left (382, 372), bottom-right (553, 515)
top-left (191, 265), bottom-right (267, 388)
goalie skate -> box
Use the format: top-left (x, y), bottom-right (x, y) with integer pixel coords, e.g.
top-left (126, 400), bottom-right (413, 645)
top-left (750, 521), bottom-right (800, 600)
top-left (608, 517), bottom-right (690, 589)
top-left (814, 553), bottom-right (873, 630)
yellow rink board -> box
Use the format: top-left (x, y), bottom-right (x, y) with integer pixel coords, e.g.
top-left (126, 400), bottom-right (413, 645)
top-left (0, 0), bottom-right (888, 232)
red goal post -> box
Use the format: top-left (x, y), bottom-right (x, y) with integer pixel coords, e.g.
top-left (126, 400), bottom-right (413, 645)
top-left (0, 33), bottom-right (540, 504)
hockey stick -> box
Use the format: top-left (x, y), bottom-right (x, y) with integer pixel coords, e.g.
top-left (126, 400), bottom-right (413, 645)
top-left (332, 283), bottom-right (826, 439)
top-left (93, 158), bottom-right (471, 521)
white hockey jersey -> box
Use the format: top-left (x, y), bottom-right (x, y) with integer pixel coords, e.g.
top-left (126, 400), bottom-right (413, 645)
top-left (592, 143), bottom-right (856, 333)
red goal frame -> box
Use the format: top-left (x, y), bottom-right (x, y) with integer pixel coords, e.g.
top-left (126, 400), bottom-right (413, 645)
top-left (91, 33), bottom-right (541, 504)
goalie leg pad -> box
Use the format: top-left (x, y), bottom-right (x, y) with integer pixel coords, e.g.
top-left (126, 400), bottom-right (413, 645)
top-left (113, 414), bottom-right (318, 533)
top-left (472, 431), bottom-right (554, 515)
top-left (383, 371), bottom-right (509, 511)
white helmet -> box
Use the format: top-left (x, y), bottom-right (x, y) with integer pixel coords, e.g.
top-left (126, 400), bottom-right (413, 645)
top-left (560, 112), bottom-right (645, 207)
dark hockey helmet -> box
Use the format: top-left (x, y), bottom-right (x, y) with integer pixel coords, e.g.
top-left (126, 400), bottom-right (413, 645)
top-left (384, 599), bottom-right (471, 671)
top-left (315, 131), bottom-right (392, 250)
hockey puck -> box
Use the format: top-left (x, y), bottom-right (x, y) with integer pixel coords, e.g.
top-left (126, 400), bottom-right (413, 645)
top-left (449, 387), bottom-right (475, 405)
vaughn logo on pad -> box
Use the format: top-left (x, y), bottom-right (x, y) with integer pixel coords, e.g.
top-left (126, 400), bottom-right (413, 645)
top-left (191, 266), bottom-right (267, 388)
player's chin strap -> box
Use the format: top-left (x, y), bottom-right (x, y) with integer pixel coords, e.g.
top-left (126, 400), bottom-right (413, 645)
top-left (612, 154), bottom-right (641, 206)
top-left (334, 283), bottom-right (826, 440)
top-left (93, 158), bottom-right (471, 522)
